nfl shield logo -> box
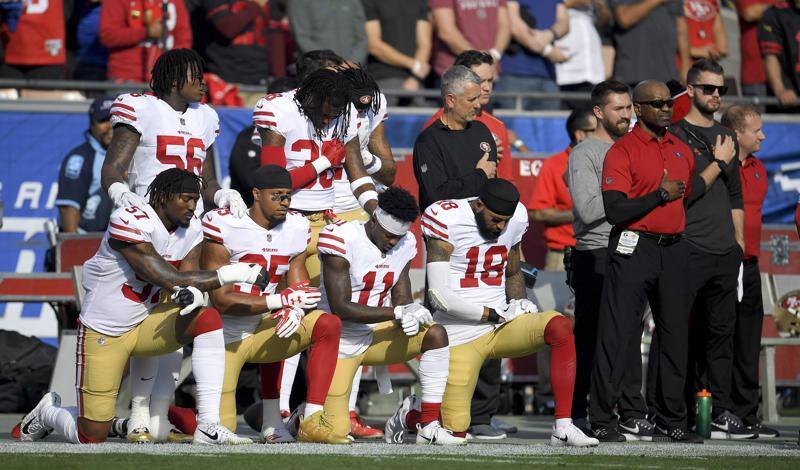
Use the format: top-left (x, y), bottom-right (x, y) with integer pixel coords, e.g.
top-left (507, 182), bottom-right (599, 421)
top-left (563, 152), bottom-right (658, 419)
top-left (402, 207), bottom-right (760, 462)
top-left (675, 151), bottom-right (682, 158)
top-left (180, 118), bottom-right (186, 126)
top-left (267, 234), bottom-right (272, 242)
top-left (755, 172), bottom-right (760, 179)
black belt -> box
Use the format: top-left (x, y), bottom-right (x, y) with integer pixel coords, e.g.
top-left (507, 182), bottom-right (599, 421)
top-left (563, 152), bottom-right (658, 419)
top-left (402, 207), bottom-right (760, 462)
top-left (637, 231), bottom-right (682, 246)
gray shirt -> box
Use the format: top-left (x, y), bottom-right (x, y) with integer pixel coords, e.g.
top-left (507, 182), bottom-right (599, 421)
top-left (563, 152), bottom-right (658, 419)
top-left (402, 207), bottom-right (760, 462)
top-left (567, 137), bottom-right (613, 251)
top-left (288, 0), bottom-right (368, 63)
top-left (610, 0), bottom-right (683, 84)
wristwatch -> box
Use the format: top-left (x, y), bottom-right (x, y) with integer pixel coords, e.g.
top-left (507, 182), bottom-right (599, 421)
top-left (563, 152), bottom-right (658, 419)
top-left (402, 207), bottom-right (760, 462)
top-left (658, 188), bottom-right (670, 202)
top-left (714, 159), bottom-right (729, 171)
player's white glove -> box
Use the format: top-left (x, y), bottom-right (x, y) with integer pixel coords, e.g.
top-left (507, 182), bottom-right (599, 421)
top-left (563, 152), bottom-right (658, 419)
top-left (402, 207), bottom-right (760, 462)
top-left (266, 280), bottom-right (321, 310)
top-left (217, 263), bottom-right (269, 290)
top-left (214, 189), bottom-right (247, 218)
top-left (271, 306), bottom-right (304, 338)
top-left (517, 298), bottom-right (539, 314)
top-left (171, 286), bottom-right (209, 316)
top-left (108, 181), bottom-right (147, 208)
top-left (497, 299), bottom-right (526, 324)
top-left (405, 303), bottom-right (434, 325)
top-left (394, 304), bottom-right (424, 336)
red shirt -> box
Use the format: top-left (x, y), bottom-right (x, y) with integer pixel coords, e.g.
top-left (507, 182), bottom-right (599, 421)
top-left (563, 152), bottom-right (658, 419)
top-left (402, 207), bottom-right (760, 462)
top-left (737, 0), bottom-right (779, 86)
top-left (2, 0), bottom-right (66, 66)
top-left (684, 0), bottom-right (718, 50)
top-left (739, 155), bottom-right (768, 260)
top-left (602, 125), bottom-right (695, 235)
top-left (528, 147), bottom-right (575, 250)
top-left (424, 108), bottom-right (513, 180)
top-left (99, 0), bottom-right (193, 82)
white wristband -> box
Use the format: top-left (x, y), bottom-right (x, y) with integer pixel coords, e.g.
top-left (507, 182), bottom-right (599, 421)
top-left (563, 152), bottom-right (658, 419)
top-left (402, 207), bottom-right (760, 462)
top-left (365, 156), bottom-right (383, 175)
top-left (265, 294), bottom-right (282, 311)
top-left (394, 305), bottom-right (403, 321)
top-left (350, 176), bottom-right (373, 193)
top-left (357, 190), bottom-right (378, 208)
top-left (489, 48), bottom-right (502, 61)
top-left (108, 181), bottom-right (131, 205)
top-left (412, 60), bottom-right (422, 75)
top-left (311, 156), bottom-right (332, 174)
top-left (542, 43), bottom-right (554, 57)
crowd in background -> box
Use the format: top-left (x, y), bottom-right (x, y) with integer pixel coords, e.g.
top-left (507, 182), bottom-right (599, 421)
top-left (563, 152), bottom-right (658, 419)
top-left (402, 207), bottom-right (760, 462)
top-left (0, 1), bottom-right (799, 110)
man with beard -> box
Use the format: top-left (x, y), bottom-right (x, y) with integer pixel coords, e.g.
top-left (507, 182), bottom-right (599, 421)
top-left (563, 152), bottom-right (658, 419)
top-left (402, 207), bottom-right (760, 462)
top-left (566, 80), bottom-right (651, 441)
top-left (668, 59), bottom-right (751, 439)
top-left (589, 80), bottom-right (700, 443)
top-left (423, 178), bottom-right (598, 447)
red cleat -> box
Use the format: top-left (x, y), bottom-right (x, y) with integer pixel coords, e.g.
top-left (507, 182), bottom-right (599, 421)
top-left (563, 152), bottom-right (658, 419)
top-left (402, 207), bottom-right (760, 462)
top-left (349, 411), bottom-right (384, 439)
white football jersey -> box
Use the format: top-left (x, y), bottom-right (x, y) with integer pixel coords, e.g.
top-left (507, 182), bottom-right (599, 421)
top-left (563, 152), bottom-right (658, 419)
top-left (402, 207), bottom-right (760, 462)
top-left (202, 208), bottom-right (311, 344)
top-left (333, 93), bottom-right (388, 213)
top-left (317, 219), bottom-right (417, 358)
top-left (80, 204), bottom-right (203, 336)
top-left (110, 93), bottom-right (220, 214)
top-left (252, 90), bottom-right (359, 212)
top-left (421, 198), bottom-right (528, 347)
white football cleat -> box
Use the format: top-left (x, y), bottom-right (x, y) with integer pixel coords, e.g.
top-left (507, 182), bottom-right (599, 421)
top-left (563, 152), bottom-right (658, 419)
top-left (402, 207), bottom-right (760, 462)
top-left (550, 423), bottom-right (600, 447)
top-left (261, 421), bottom-right (296, 444)
top-left (193, 422), bottom-right (253, 445)
top-left (19, 392), bottom-right (60, 441)
top-left (384, 394), bottom-right (418, 444)
top-left (415, 420), bottom-right (467, 446)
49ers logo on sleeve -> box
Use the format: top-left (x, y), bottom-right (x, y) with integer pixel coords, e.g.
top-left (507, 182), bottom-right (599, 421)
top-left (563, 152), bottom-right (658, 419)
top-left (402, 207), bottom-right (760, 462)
top-left (480, 142), bottom-right (491, 153)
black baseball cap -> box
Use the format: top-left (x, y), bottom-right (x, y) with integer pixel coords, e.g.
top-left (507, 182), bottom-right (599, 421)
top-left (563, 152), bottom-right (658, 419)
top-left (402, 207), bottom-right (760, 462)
top-left (89, 96), bottom-right (116, 122)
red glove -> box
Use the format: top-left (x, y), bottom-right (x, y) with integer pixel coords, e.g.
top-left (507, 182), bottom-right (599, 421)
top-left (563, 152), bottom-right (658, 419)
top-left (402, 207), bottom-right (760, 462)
top-left (321, 139), bottom-right (346, 167)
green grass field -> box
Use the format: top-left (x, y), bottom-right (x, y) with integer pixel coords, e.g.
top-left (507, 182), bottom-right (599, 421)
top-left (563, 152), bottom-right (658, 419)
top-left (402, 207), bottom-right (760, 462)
top-left (3, 453), bottom-right (800, 470)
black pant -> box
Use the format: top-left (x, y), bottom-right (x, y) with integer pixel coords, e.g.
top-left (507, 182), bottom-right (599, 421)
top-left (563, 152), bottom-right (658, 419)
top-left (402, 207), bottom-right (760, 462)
top-left (590, 232), bottom-right (690, 430)
top-left (470, 358), bottom-right (501, 426)
top-left (571, 248), bottom-right (647, 421)
top-left (684, 245), bottom-right (741, 417)
top-left (731, 259), bottom-right (763, 425)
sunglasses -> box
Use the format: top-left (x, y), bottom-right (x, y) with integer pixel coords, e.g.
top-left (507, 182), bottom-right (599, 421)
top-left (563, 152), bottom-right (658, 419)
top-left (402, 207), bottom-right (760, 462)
top-left (269, 194), bottom-right (292, 202)
top-left (691, 84), bottom-right (728, 96)
top-left (636, 99), bottom-right (674, 109)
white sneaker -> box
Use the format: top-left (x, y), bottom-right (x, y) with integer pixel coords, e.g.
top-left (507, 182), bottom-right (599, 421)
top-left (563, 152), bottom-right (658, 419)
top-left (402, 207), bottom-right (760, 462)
top-left (550, 423), bottom-right (600, 447)
top-left (19, 392), bottom-right (60, 441)
top-left (261, 421), bottom-right (296, 443)
top-left (193, 422), bottom-right (253, 445)
top-left (416, 420), bottom-right (467, 446)
top-left (384, 394), bottom-right (418, 444)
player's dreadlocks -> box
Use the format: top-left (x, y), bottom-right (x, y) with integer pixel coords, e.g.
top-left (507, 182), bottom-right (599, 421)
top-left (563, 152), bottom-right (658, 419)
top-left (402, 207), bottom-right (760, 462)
top-left (294, 68), bottom-right (353, 141)
top-left (149, 49), bottom-right (206, 99)
top-left (146, 168), bottom-right (204, 208)
top-left (338, 64), bottom-right (382, 115)
top-left (296, 49), bottom-right (345, 81)
top-left (378, 186), bottom-right (420, 223)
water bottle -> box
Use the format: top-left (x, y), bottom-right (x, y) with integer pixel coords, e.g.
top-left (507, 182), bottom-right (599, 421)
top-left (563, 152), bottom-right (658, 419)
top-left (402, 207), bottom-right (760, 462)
top-left (695, 389), bottom-right (712, 438)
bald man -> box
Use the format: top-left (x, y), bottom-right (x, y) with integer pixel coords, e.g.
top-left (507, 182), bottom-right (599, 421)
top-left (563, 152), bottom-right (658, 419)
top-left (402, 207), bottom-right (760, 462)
top-left (589, 80), bottom-right (703, 443)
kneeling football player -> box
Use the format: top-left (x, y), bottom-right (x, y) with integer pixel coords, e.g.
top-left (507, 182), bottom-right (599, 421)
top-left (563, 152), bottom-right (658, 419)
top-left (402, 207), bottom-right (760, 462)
top-left (317, 187), bottom-right (462, 445)
top-left (422, 179), bottom-right (599, 447)
top-left (19, 169), bottom-right (268, 445)
top-left (201, 165), bottom-right (347, 444)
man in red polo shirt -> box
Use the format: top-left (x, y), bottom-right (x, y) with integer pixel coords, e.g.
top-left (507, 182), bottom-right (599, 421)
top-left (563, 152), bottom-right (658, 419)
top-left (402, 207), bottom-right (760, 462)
top-left (589, 80), bottom-right (702, 443)
top-left (529, 109), bottom-right (596, 271)
top-left (424, 50), bottom-right (513, 180)
top-left (721, 104), bottom-right (780, 439)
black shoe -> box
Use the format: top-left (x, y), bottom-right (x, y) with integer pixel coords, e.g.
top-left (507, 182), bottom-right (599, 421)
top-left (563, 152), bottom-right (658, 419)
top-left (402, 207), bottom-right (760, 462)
top-left (592, 426), bottom-right (626, 442)
top-left (618, 417), bottom-right (654, 442)
top-left (745, 423), bottom-right (780, 439)
top-left (710, 411), bottom-right (755, 440)
top-left (654, 426), bottom-right (704, 444)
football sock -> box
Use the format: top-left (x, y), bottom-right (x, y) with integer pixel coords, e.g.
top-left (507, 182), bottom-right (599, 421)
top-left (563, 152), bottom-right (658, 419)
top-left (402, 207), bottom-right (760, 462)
top-left (555, 418), bottom-right (573, 429)
top-left (413, 346), bottom-right (449, 426)
top-left (305, 313), bottom-right (341, 409)
top-left (40, 404), bottom-right (79, 444)
top-left (149, 350), bottom-right (182, 441)
top-left (168, 405), bottom-right (197, 434)
top-left (544, 315), bottom-right (576, 420)
top-left (128, 356), bottom-right (157, 430)
top-left (261, 399), bottom-right (284, 431)
top-left (348, 367), bottom-right (363, 412)
top-left (192, 329), bottom-right (225, 425)
top-left (279, 353), bottom-right (301, 412)
top-left (304, 403), bottom-right (324, 418)
top-left (259, 361), bottom-right (282, 400)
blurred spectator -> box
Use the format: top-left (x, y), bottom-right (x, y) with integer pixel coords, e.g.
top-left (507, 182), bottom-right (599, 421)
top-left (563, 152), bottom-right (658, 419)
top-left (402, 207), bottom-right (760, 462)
top-left (73, 0), bottom-right (108, 81)
top-left (529, 108), bottom-right (595, 271)
top-left (683, 0), bottom-right (727, 64)
top-left (429, 0), bottom-right (510, 78)
top-left (99, 0), bottom-right (192, 82)
top-left (0, 0), bottom-right (23, 33)
top-left (736, 0), bottom-right (778, 98)
top-left (229, 75), bottom-right (297, 206)
top-left (497, 1), bottom-right (569, 110)
top-left (363, 0), bottom-right (432, 106)
top-left (556, 0), bottom-right (609, 107)
top-left (758, 1), bottom-right (800, 109)
top-left (55, 97), bottom-right (115, 233)
top-left (288, 0), bottom-right (367, 63)
top-left (609, 0), bottom-right (690, 86)
top-left (423, 51), bottom-right (513, 179)
top-left (265, 0), bottom-right (294, 78)
top-left (200, 0), bottom-right (269, 88)
top-left (0, 0), bottom-right (69, 79)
